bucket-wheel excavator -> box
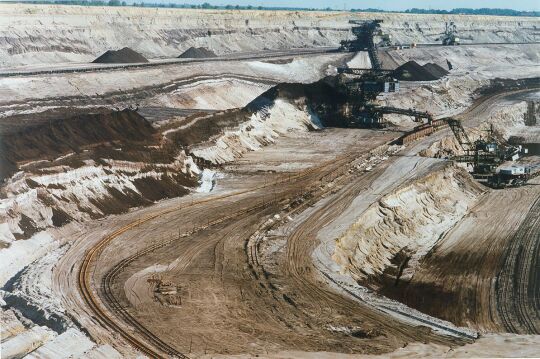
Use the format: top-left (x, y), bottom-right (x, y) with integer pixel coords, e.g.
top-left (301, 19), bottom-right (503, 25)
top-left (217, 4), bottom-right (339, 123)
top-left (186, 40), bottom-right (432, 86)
top-left (339, 20), bottom-right (412, 127)
top-left (445, 119), bottom-right (537, 187)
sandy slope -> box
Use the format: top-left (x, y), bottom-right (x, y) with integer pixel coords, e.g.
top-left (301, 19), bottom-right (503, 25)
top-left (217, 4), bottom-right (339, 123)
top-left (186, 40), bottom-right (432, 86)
top-left (0, 9), bottom-right (539, 356)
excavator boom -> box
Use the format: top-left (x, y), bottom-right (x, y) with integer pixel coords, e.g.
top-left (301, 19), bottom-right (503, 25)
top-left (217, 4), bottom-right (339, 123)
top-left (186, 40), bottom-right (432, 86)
top-left (446, 118), bottom-right (472, 151)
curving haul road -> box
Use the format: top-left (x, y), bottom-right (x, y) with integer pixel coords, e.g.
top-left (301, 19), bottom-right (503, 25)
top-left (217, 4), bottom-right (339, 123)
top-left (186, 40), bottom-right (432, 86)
top-left (62, 88), bottom-right (540, 357)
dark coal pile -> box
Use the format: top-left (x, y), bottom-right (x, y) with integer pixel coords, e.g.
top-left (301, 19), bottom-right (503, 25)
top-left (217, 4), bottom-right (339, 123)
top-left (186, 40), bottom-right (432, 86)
top-left (393, 61), bottom-right (444, 81)
top-left (178, 47), bottom-right (217, 59)
top-left (92, 47), bottom-right (148, 63)
top-left (423, 63), bottom-right (449, 78)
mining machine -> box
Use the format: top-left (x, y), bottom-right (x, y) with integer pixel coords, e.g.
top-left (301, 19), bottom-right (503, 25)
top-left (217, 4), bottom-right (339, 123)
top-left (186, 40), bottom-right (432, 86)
top-left (441, 22), bottom-right (460, 46)
top-left (340, 19), bottom-right (385, 71)
top-left (446, 120), bottom-right (536, 187)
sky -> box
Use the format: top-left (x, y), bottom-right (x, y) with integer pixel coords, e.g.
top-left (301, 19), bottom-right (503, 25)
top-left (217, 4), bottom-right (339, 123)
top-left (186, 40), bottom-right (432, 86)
top-left (146, 0), bottom-right (539, 11)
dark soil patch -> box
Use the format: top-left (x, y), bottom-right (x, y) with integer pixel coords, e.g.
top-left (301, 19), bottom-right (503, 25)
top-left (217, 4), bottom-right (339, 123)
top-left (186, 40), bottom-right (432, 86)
top-left (0, 109), bottom-right (157, 181)
top-left (263, 58), bottom-right (294, 65)
top-left (477, 77), bottom-right (540, 96)
top-left (133, 175), bottom-right (194, 203)
top-left (282, 294), bottom-right (297, 308)
top-left (246, 77), bottom-right (350, 128)
top-left (15, 214), bottom-right (39, 239)
top-left (392, 61), bottom-right (439, 81)
top-left (169, 109), bottom-right (250, 147)
top-left (25, 178), bottom-right (40, 189)
top-left (93, 47), bottom-right (148, 63)
top-left (88, 187), bottom-right (139, 216)
top-left (350, 328), bottom-right (381, 339)
top-left (422, 63), bottom-right (449, 78)
top-left (178, 47), bottom-right (217, 59)
top-left (51, 207), bottom-right (72, 227)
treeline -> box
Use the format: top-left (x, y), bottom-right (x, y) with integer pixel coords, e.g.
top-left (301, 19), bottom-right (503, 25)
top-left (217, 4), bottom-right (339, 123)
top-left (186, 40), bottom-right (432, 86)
top-left (401, 7), bottom-right (540, 17)
top-left (11, 1), bottom-right (540, 17)
top-left (15, 0), bottom-right (318, 10)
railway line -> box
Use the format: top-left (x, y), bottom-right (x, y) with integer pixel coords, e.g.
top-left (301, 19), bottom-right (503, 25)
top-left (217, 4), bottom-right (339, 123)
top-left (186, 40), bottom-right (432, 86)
top-left (3, 3), bottom-right (540, 357)
top-left (80, 134), bottom-right (461, 355)
top-left (2, 42), bottom-right (539, 79)
top-left (62, 56), bottom-right (540, 358)
top-left (0, 47), bottom-right (336, 78)
top-left (77, 144), bottom-right (376, 357)
top-left (77, 85), bottom-right (540, 356)
top-left (100, 200), bottom-right (285, 358)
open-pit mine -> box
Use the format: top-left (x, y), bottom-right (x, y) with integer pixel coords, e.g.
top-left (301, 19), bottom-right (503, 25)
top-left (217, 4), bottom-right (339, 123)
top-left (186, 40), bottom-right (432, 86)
top-left (1, 3), bottom-right (540, 358)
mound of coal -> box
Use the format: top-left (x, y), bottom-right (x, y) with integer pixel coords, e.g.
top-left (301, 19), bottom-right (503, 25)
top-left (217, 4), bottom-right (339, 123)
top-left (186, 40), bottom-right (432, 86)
top-left (423, 63), bottom-right (449, 78)
top-left (178, 47), bottom-right (217, 59)
top-left (0, 109), bottom-right (156, 180)
top-left (392, 61), bottom-right (439, 81)
top-left (92, 47), bottom-right (148, 63)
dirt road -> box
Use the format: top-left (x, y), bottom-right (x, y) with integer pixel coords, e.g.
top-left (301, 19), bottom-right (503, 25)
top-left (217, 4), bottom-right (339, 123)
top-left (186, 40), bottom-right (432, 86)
top-left (497, 193), bottom-right (540, 334)
top-left (56, 88), bottom-right (540, 357)
top-left (382, 183), bottom-right (540, 333)
top-left (374, 89), bottom-right (540, 335)
top-left (56, 128), bottom-right (469, 357)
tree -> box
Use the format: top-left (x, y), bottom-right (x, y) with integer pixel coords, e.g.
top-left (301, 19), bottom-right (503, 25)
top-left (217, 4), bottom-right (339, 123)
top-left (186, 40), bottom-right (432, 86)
top-left (108, 0), bottom-right (121, 5)
top-left (121, 1), bottom-right (126, 5)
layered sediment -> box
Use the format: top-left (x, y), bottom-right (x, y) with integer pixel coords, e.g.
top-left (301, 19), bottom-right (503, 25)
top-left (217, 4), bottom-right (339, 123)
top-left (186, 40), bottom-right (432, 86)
top-left (1, 4), bottom-right (539, 66)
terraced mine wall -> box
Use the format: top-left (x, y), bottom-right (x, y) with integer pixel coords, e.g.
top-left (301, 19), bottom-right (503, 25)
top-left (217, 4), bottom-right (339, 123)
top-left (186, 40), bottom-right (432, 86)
top-left (0, 77), bottom-right (378, 242)
top-left (0, 109), bottom-right (200, 241)
top-left (333, 164), bottom-right (485, 287)
top-left (1, 4), bottom-right (539, 66)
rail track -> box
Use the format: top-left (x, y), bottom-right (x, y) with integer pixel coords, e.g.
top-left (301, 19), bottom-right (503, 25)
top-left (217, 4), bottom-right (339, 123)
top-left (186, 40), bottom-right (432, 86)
top-left (0, 47), bottom-right (336, 78)
top-left (243, 145), bottom-right (479, 345)
top-left (76, 85), bottom-right (540, 356)
top-left (3, 42), bottom-right (539, 78)
top-left (100, 199), bottom-right (284, 358)
top-left (396, 86), bottom-right (540, 146)
top-left (77, 145), bottom-right (372, 357)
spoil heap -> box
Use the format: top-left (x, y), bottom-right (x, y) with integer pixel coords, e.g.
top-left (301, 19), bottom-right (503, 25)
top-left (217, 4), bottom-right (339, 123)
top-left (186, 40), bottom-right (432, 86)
top-left (0, 109), bottom-right (156, 180)
top-left (178, 47), bottom-right (217, 58)
top-left (423, 63), bottom-right (449, 78)
top-left (92, 47), bottom-right (148, 63)
top-left (393, 60), bottom-right (447, 81)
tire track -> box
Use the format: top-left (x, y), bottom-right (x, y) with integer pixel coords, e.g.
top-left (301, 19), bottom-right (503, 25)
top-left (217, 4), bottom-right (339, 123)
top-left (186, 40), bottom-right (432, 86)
top-left (496, 195), bottom-right (540, 334)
